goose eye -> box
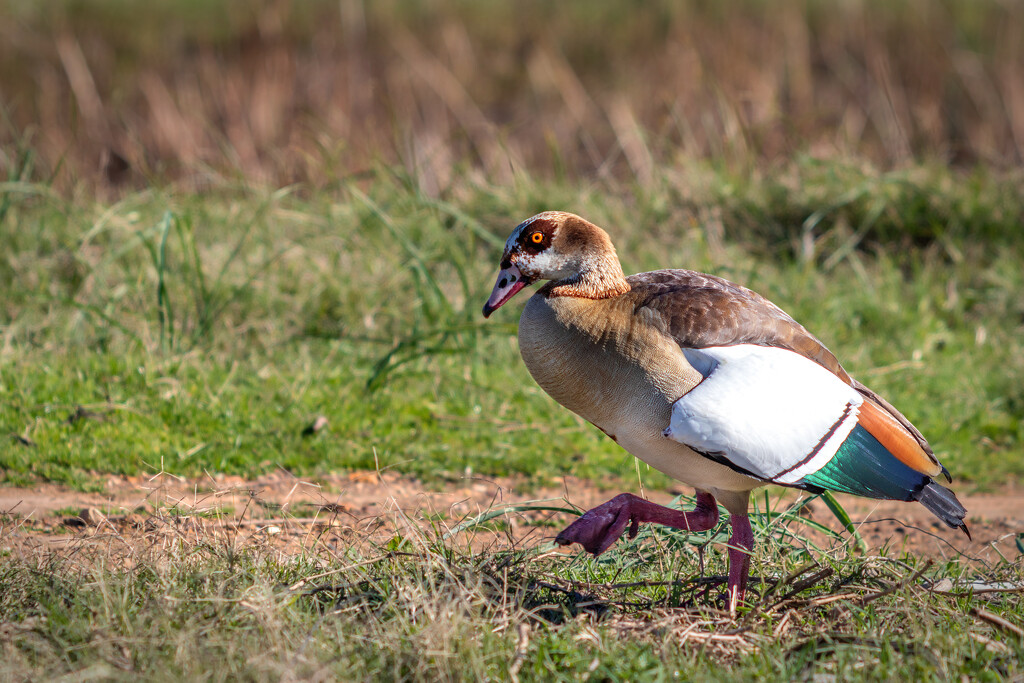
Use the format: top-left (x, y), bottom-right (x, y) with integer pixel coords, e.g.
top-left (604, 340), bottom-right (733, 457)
top-left (530, 231), bottom-right (544, 244)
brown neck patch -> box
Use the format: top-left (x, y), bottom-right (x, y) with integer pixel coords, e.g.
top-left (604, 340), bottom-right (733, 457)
top-left (544, 252), bottom-right (631, 300)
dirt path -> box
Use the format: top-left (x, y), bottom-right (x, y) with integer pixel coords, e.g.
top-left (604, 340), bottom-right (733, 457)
top-left (1, 472), bottom-right (1021, 564)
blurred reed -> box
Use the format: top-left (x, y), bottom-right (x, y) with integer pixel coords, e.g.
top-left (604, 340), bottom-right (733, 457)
top-left (1, 0), bottom-right (1021, 192)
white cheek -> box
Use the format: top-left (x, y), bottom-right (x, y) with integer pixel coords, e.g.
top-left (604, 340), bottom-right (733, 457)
top-left (520, 251), bottom-right (571, 279)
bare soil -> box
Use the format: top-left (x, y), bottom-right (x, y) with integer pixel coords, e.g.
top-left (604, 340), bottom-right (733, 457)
top-left (1, 472), bottom-right (1021, 566)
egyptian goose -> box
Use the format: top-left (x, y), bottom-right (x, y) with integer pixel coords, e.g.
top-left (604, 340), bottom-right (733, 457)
top-left (482, 211), bottom-right (968, 605)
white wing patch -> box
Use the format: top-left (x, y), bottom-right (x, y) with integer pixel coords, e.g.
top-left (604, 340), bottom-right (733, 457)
top-left (665, 344), bottom-right (863, 484)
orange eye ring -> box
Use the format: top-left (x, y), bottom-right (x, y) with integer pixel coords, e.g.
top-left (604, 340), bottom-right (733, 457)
top-left (530, 231), bottom-right (544, 244)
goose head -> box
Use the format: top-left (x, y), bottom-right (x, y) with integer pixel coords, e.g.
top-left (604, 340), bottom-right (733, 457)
top-left (482, 211), bottom-right (629, 317)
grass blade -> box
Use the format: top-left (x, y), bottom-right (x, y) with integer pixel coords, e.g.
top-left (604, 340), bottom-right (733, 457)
top-left (154, 211), bottom-right (174, 350)
top-left (820, 490), bottom-right (868, 553)
top-left (444, 502), bottom-right (582, 539)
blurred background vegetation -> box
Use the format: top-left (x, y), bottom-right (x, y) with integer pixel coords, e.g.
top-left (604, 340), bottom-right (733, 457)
top-left (0, 0), bottom-right (1022, 489)
top-left (2, 0), bottom-right (1023, 190)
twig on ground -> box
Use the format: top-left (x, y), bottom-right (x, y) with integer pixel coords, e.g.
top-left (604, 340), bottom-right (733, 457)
top-left (508, 622), bottom-right (530, 682)
top-left (970, 607), bottom-right (1024, 639)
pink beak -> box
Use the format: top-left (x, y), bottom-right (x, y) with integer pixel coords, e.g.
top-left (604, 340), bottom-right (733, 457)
top-left (483, 262), bottom-right (530, 317)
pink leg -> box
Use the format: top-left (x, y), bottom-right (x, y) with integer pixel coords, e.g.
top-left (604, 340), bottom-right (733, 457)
top-left (555, 492), bottom-right (719, 556)
top-left (726, 514), bottom-right (754, 605)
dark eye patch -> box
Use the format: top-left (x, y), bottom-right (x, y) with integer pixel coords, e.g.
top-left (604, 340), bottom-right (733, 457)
top-left (519, 219), bottom-right (552, 252)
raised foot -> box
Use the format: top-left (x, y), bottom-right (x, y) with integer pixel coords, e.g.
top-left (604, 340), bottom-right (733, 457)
top-left (554, 493), bottom-right (641, 556)
top-left (554, 492), bottom-right (720, 557)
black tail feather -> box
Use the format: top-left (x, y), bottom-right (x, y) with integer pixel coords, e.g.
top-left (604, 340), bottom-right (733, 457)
top-left (915, 481), bottom-right (971, 540)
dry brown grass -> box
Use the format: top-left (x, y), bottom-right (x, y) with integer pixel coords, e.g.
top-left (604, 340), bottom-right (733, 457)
top-left (2, 1), bottom-right (1022, 192)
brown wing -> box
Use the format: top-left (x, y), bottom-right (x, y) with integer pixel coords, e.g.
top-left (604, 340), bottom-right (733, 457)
top-left (630, 269), bottom-right (945, 470)
top-left (629, 269), bottom-right (851, 383)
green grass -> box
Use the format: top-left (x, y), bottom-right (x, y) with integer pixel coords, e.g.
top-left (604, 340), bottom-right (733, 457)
top-left (1, 498), bottom-right (1021, 681)
top-left (1, 160), bottom-right (1022, 491)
